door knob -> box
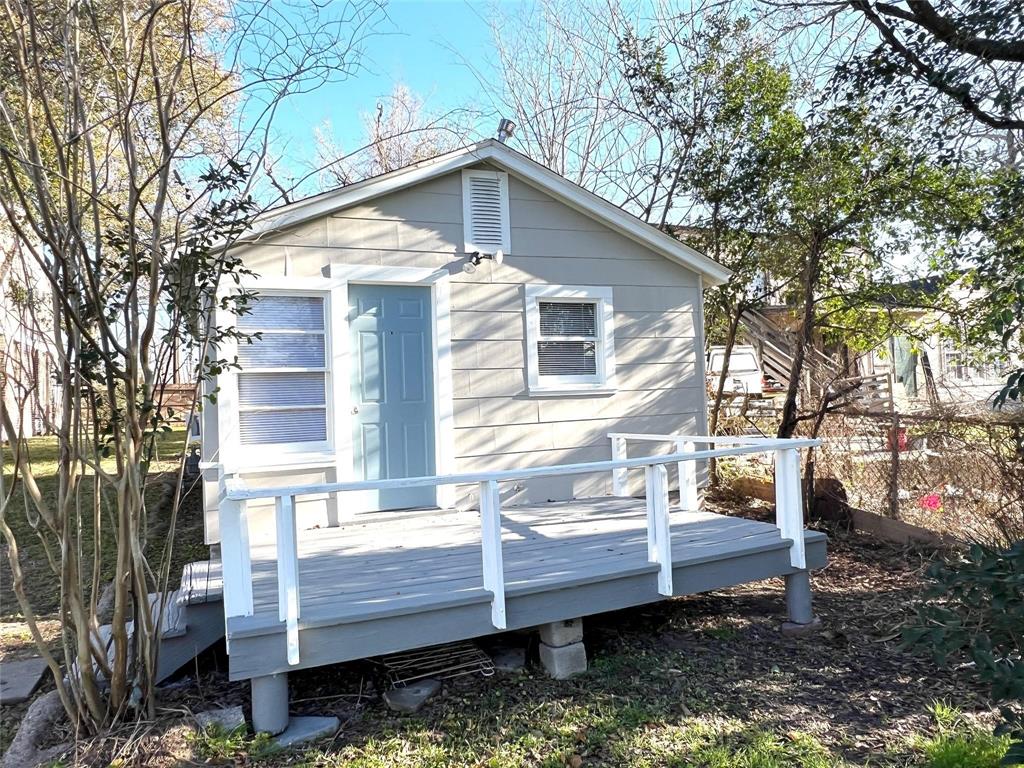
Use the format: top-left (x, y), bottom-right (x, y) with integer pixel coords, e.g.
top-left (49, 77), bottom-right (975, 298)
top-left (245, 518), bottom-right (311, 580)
top-left (351, 406), bottom-right (359, 414)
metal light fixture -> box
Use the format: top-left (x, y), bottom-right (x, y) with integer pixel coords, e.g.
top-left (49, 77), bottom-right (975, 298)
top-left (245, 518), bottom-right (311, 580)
top-left (469, 250), bottom-right (505, 267)
top-left (496, 118), bottom-right (516, 143)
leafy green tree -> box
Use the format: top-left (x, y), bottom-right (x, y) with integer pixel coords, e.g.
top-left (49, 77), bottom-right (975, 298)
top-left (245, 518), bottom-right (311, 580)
top-left (819, 0), bottom-right (1024, 403)
top-left (756, 105), bottom-right (963, 437)
top-left (837, 0), bottom-right (1024, 135)
top-left (620, 12), bottom-right (805, 476)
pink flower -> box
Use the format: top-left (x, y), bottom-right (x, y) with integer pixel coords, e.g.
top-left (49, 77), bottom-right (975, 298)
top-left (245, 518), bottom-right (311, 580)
top-left (919, 493), bottom-right (943, 511)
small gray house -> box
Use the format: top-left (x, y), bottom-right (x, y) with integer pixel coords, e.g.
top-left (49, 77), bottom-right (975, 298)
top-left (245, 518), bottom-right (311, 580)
top-left (182, 139), bottom-right (825, 739)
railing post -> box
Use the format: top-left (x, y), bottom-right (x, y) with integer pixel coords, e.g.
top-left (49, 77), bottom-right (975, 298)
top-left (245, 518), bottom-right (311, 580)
top-left (675, 439), bottom-right (698, 511)
top-left (774, 448), bottom-right (806, 569)
top-left (275, 494), bottom-right (301, 666)
top-left (478, 479), bottom-right (507, 629)
top-left (610, 436), bottom-right (628, 496)
top-left (220, 476), bottom-right (254, 626)
top-left (644, 463), bottom-right (673, 596)
top-left (643, 465), bottom-right (657, 561)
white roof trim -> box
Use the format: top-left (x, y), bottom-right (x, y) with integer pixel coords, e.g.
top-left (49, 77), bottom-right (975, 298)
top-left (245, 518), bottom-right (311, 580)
top-left (243, 139), bottom-right (732, 286)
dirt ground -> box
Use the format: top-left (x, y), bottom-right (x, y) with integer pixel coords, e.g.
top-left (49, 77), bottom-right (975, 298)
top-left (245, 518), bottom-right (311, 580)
top-left (3, 494), bottom-right (996, 767)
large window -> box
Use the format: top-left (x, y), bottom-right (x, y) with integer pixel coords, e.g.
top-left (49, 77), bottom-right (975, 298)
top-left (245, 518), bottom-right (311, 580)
top-left (235, 294), bottom-right (329, 448)
top-left (524, 285), bottom-right (615, 395)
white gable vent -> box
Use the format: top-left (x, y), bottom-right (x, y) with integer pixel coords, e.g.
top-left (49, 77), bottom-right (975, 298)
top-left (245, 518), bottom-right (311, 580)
top-left (462, 170), bottom-right (510, 253)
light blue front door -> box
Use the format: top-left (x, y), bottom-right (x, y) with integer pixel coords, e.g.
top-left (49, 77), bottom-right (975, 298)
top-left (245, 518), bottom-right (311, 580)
top-left (349, 283), bottom-right (436, 510)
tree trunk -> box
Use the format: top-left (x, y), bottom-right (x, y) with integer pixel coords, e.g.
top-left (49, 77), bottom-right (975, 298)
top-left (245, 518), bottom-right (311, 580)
top-left (778, 239), bottom-right (823, 439)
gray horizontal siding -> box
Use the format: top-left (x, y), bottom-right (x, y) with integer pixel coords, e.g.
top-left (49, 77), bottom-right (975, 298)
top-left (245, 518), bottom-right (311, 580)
top-left (452, 310), bottom-right (696, 341)
top-left (227, 165), bottom-right (709, 511)
top-left (455, 411), bottom-right (703, 459)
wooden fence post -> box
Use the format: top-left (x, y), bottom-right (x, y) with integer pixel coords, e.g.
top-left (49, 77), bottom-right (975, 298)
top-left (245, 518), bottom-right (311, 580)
top-left (887, 413), bottom-right (901, 519)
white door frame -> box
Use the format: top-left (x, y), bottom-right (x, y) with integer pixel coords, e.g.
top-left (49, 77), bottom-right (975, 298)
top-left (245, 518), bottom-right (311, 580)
top-left (328, 263), bottom-right (456, 509)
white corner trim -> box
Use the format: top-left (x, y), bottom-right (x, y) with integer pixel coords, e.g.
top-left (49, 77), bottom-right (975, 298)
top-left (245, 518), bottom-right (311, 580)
top-left (523, 284), bottom-right (617, 397)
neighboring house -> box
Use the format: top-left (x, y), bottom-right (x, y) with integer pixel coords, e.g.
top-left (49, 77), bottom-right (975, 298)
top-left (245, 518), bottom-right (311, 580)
top-left (0, 243), bottom-right (59, 440)
top-left (170, 139), bottom-right (823, 739)
top-left (862, 278), bottom-right (1016, 412)
top-left (738, 274), bottom-right (1018, 415)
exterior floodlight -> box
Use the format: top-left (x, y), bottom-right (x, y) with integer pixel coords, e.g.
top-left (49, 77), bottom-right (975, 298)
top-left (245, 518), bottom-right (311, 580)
top-left (496, 118), bottom-right (516, 143)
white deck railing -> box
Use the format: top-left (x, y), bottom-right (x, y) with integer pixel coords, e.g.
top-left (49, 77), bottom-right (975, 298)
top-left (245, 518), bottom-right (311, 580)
top-left (218, 436), bottom-right (819, 666)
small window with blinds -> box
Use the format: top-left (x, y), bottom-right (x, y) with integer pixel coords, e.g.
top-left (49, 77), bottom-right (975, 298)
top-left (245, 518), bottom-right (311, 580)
top-left (235, 294), bottom-right (329, 447)
top-left (524, 285), bottom-right (616, 394)
top-left (537, 302), bottom-right (597, 376)
top-left (462, 170), bottom-right (511, 254)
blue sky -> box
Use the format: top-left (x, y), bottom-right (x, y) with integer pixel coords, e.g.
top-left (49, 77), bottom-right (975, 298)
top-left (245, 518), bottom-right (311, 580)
top-left (266, 1), bottom-right (515, 184)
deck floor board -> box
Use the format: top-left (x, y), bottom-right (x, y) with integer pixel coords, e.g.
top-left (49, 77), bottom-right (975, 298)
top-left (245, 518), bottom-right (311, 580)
top-left (239, 497), bottom-right (788, 621)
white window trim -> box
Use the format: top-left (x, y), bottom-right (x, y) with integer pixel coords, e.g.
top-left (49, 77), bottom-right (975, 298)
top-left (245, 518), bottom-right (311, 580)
top-left (462, 169), bottom-right (511, 254)
top-left (216, 278), bottom-right (340, 466)
top-left (524, 284), bottom-right (616, 396)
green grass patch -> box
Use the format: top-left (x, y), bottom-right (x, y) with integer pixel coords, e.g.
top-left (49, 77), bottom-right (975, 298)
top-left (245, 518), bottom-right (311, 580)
top-left (303, 715), bottom-right (843, 768)
top-left (1, 429), bottom-right (190, 618)
top-left (915, 703), bottom-right (1011, 768)
top-left (190, 724), bottom-right (277, 762)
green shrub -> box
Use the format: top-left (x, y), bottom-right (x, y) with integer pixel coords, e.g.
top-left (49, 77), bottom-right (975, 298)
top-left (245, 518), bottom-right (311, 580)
top-left (903, 543), bottom-right (1024, 764)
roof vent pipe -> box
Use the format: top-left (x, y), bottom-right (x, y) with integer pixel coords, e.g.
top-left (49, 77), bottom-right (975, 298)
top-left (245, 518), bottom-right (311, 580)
top-left (496, 118), bottom-right (516, 143)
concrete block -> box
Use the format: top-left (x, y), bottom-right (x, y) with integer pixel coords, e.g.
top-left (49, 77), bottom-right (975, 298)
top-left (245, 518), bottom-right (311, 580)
top-left (272, 716), bottom-right (339, 749)
top-left (491, 645), bottom-right (526, 672)
top-left (195, 706), bottom-right (245, 733)
top-left (781, 616), bottom-right (824, 638)
top-left (539, 641), bottom-right (587, 679)
top-left (0, 657), bottom-right (48, 705)
top-left (383, 678), bottom-right (442, 713)
top-left (538, 619), bottom-right (583, 648)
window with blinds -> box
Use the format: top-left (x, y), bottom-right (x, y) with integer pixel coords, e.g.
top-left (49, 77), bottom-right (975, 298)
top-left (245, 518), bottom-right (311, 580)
top-left (462, 170), bottom-right (510, 253)
top-left (524, 285), bottom-right (616, 394)
top-left (537, 301), bottom-right (598, 376)
top-left (235, 294), bottom-right (329, 446)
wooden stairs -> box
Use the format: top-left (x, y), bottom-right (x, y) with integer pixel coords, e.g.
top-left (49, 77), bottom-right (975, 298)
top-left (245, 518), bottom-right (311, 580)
top-left (92, 560), bottom-right (224, 684)
top-left (739, 308), bottom-right (893, 413)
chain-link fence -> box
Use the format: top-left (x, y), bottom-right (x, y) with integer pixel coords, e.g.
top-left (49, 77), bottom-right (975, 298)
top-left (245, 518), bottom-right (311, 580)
top-left (813, 411), bottom-right (1024, 546)
top-left (713, 399), bottom-right (1024, 547)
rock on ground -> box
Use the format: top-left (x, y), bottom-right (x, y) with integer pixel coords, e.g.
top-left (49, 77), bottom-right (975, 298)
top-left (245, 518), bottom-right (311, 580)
top-left (194, 705), bottom-right (245, 732)
top-left (383, 678), bottom-right (442, 713)
top-left (0, 657), bottom-right (48, 705)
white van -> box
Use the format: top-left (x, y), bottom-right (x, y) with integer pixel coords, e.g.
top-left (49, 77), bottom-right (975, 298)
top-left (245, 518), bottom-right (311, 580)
top-left (707, 345), bottom-right (764, 396)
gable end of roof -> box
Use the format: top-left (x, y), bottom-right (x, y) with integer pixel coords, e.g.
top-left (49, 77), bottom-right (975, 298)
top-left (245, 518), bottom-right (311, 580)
top-left (244, 139), bottom-right (731, 286)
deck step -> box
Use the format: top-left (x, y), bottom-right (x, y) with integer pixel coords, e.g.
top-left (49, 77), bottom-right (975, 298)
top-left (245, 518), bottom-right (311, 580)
top-left (178, 560), bottom-right (223, 606)
top-left (75, 569), bottom-right (225, 686)
top-left (151, 590), bottom-right (187, 639)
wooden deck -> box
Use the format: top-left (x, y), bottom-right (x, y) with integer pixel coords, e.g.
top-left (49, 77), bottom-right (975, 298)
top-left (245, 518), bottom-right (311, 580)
top-left (224, 497), bottom-right (827, 680)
